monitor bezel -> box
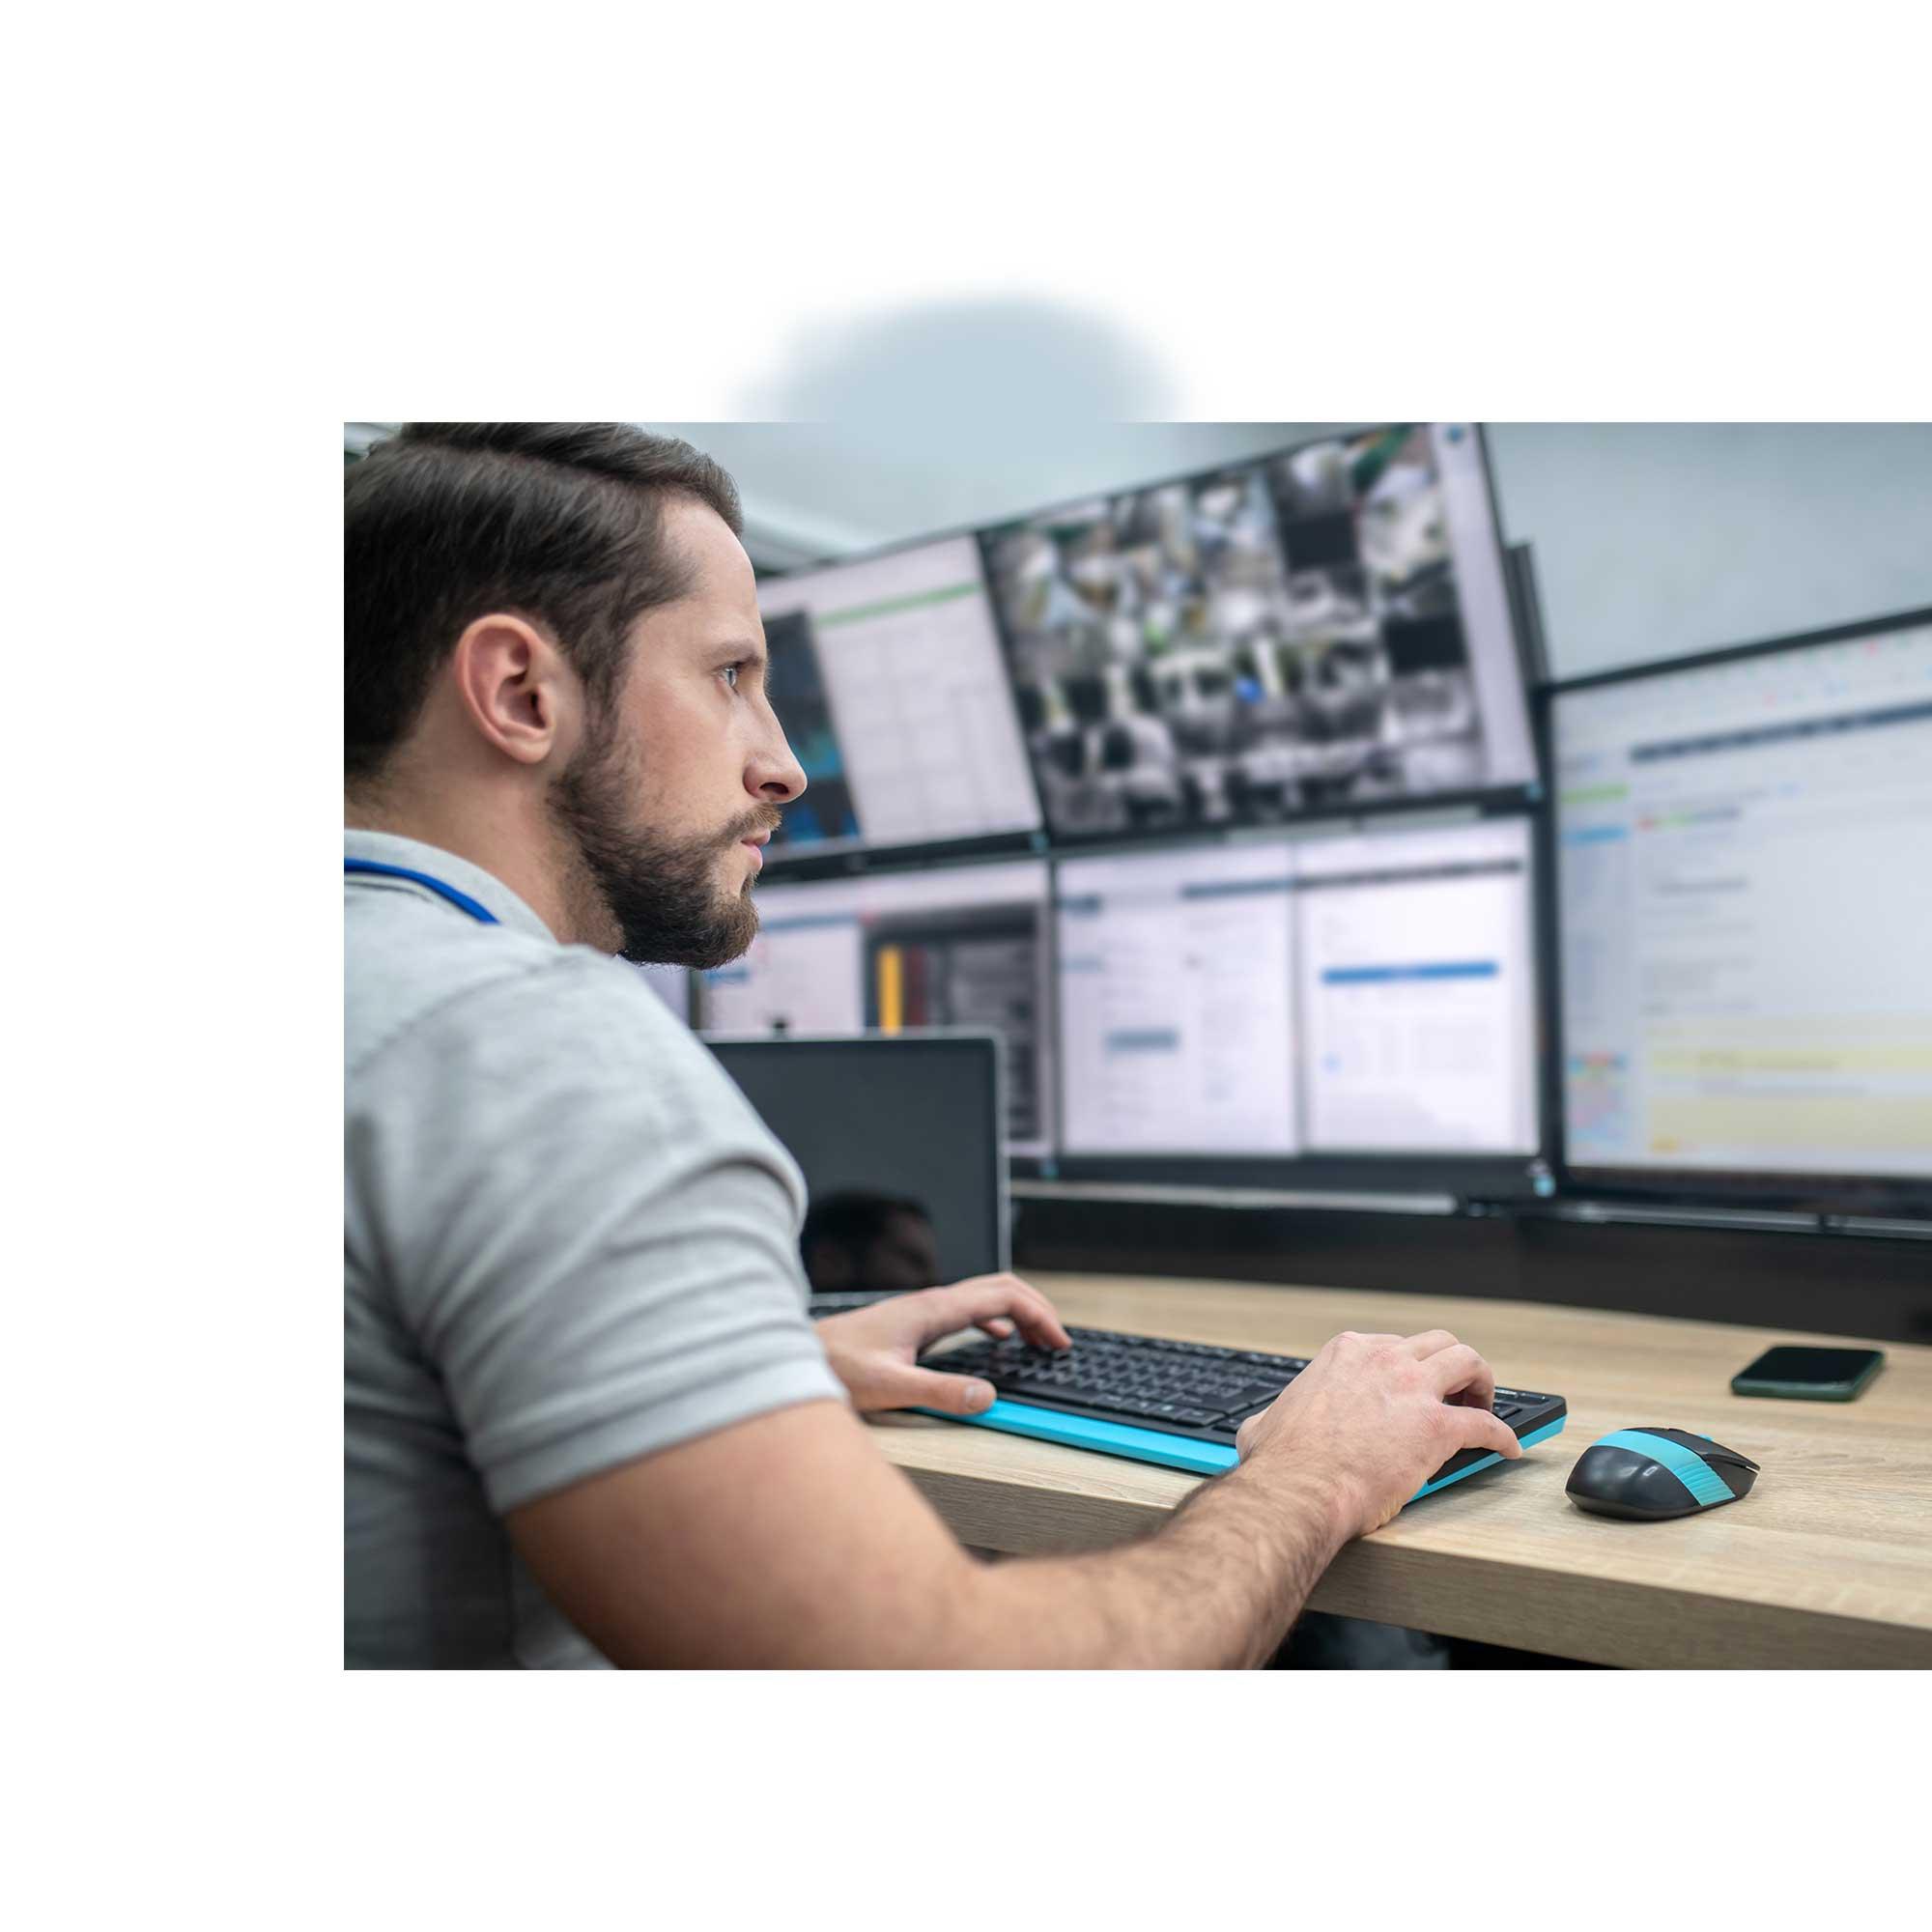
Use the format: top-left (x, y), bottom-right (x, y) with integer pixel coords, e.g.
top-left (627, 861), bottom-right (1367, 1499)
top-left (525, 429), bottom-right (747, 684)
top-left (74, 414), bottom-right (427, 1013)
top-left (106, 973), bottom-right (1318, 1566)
top-left (1537, 603), bottom-right (1932, 1218)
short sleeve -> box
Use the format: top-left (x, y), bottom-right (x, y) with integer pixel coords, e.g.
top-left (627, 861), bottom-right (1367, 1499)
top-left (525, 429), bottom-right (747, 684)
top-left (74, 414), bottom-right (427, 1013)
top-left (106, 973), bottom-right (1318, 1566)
top-left (346, 950), bottom-right (846, 1515)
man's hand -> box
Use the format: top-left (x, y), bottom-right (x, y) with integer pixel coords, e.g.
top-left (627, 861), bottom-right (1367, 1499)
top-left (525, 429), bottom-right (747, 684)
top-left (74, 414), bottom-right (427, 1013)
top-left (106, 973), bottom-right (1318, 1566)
top-left (1235, 1329), bottom-right (1522, 1540)
top-left (814, 1274), bottom-right (1071, 1415)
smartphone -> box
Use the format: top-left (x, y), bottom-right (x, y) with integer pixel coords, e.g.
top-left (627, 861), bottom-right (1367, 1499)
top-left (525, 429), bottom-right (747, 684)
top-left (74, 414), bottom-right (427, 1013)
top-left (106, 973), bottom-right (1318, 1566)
top-left (1731, 1345), bottom-right (1885, 1401)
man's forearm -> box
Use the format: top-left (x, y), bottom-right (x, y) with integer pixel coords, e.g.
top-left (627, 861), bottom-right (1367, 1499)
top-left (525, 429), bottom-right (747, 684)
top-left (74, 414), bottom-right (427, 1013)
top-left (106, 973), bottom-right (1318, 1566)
top-left (950, 1457), bottom-right (1350, 1668)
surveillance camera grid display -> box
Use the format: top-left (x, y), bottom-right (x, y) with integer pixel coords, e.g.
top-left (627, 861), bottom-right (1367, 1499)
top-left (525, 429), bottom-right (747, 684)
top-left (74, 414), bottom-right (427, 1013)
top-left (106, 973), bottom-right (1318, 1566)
top-left (980, 424), bottom-right (1529, 840)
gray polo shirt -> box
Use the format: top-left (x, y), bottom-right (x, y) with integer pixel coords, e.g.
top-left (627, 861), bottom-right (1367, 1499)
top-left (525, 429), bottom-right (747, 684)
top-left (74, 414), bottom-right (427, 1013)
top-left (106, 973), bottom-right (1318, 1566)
top-left (345, 830), bottom-right (843, 1668)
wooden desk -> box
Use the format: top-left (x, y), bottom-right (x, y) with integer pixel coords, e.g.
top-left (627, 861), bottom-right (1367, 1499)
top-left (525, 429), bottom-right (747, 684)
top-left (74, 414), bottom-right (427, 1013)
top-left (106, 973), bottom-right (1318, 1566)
top-left (867, 1274), bottom-right (1932, 1668)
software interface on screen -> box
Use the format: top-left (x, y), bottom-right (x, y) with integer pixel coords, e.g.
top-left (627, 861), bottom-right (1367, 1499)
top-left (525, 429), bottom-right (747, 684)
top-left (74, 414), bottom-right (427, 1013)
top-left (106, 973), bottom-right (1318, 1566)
top-left (1055, 817), bottom-right (1538, 1158)
top-left (1293, 820), bottom-right (1538, 1154)
top-left (1554, 619), bottom-right (1932, 1180)
top-left (700, 861), bottom-right (1055, 1155)
top-left (1056, 842), bottom-right (1298, 1155)
top-left (980, 424), bottom-right (1536, 842)
top-left (755, 536), bottom-right (1043, 858)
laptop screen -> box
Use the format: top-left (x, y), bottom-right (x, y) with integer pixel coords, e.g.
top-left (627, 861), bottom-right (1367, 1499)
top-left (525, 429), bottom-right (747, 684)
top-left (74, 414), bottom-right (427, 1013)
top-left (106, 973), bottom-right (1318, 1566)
top-left (703, 1032), bottom-right (1008, 1295)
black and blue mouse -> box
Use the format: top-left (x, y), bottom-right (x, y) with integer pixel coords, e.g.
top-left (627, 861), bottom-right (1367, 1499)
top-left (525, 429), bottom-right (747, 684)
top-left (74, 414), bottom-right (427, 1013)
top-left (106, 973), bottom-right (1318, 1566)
top-left (1566, 1429), bottom-right (1760, 1520)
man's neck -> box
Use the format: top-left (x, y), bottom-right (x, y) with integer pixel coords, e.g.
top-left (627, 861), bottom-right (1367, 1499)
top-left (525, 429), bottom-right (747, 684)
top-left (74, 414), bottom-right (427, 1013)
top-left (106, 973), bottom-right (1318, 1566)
top-left (345, 789), bottom-right (586, 945)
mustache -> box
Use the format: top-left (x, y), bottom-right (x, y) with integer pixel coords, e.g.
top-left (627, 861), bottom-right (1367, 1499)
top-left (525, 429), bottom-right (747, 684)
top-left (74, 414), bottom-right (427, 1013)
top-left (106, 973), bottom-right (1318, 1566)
top-left (719, 805), bottom-right (784, 847)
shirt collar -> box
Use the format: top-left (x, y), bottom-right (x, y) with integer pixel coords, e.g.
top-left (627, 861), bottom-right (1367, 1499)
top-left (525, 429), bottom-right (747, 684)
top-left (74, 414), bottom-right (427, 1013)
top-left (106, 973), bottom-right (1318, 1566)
top-left (343, 830), bottom-right (558, 945)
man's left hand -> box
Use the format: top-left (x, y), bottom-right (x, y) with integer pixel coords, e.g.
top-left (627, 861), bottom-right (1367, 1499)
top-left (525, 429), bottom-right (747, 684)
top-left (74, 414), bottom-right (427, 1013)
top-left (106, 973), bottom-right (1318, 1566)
top-left (813, 1274), bottom-right (1071, 1415)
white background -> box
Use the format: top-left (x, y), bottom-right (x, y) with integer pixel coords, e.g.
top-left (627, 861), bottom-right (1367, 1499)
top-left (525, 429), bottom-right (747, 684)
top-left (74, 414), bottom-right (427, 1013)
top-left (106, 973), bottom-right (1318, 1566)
top-left (11, 2), bottom-right (1921, 1924)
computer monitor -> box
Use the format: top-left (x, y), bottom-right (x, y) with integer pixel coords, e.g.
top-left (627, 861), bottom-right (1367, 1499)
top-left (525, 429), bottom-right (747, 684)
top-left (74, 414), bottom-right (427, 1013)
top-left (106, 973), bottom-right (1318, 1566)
top-left (1549, 608), bottom-right (1932, 1211)
top-left (699, 860), bottom-right (1056, 1158)
top-left (1052, 814), bottom-right (1543, 1187)
top-left (754, 534), bottom-right (1043, 864)
top-left (980, 424), bottom-right (1537, 845)
top-left (703, 1034), bottom-right (1008, 1289)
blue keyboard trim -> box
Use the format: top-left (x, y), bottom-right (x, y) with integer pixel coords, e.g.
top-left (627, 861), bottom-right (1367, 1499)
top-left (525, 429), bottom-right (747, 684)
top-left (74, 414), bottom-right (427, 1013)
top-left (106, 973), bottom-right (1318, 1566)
top-left (1588, 1428), bottom-right (1735, 1507)
top-left (923, 1400), bottom-right (1241, 1475)
top-left (917, 1405), bottom-right (1569, 1501)
top-left (1410, 1415), bottom-right (1568, 1499)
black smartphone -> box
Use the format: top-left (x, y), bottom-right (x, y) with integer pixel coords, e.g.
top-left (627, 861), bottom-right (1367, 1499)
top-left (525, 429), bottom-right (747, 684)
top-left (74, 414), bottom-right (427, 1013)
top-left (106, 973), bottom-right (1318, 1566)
top-left (1731, 1345), bottom-right (1885, 1402)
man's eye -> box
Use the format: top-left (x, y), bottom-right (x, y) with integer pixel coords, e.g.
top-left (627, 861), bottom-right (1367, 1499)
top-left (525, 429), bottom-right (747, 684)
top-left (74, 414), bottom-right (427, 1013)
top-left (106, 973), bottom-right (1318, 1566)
top-left (721, 664), bottom-right (741, 690)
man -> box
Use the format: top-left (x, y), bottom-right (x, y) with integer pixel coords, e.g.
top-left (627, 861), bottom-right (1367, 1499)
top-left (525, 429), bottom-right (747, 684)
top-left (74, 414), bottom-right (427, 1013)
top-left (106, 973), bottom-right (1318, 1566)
top-left (344, 421), bottom-right (1520, 1668)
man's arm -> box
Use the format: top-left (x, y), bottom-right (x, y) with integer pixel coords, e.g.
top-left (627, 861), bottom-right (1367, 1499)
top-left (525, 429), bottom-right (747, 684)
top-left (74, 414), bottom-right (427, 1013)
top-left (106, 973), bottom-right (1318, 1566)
top-left (506, 1321), bottom-right (1520, 1668)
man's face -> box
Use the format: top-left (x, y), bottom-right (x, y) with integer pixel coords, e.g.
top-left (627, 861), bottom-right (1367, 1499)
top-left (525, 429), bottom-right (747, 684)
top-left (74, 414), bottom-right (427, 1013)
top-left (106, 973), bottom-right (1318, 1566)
top-left (549, 499), bottom-right (807, 967)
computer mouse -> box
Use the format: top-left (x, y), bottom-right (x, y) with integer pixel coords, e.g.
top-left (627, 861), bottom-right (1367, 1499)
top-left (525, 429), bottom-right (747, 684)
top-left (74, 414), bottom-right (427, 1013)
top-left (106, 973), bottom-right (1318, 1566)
top-left (1565, 1428), bottom-right (1760, 1520)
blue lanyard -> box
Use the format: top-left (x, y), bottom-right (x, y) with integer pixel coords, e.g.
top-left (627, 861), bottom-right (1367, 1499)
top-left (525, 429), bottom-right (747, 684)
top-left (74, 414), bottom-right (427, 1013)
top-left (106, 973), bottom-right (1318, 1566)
top-left (344, 858), bottom-right (500, 925)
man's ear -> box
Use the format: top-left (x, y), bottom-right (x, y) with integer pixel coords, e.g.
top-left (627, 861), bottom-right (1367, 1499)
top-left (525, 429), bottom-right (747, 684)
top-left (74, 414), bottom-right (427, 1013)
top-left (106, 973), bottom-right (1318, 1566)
top-left (450, 613), bottom-right (573, 767)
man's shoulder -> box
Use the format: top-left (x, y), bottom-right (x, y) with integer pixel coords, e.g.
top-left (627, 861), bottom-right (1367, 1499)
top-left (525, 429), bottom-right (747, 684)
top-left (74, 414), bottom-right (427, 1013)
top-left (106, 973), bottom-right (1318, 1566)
top-left (354, 919), bottom-right (683, 1067)
top-left (348, 894), bottom-right (551, 1070)
top-left (345, 906), bottom-right (770, 1159)
top-left (351, 888), bottom-right (665, 1048)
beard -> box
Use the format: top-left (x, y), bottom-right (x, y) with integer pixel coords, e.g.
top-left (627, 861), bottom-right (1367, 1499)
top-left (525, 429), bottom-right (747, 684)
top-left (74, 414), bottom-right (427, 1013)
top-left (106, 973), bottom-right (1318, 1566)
top-left (549, 721), bottom-right (775, 969)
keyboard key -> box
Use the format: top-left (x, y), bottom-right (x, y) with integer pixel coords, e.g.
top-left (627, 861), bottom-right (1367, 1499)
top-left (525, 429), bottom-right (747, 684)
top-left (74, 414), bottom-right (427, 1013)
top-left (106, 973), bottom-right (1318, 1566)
top-left (1000, 1383), bottom-right (1120, 1410)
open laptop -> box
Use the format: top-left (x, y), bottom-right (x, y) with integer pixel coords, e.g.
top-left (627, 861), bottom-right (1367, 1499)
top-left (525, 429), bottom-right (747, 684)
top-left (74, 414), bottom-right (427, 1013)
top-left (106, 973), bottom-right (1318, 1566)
top-left (702, 1030), bottom-right (1008, 1317)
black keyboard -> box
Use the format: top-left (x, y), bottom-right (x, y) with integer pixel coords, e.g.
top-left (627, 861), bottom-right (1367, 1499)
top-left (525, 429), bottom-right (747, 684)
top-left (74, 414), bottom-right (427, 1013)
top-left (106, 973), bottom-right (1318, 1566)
top-left (923, 1323), bottom-right (1567, 1487)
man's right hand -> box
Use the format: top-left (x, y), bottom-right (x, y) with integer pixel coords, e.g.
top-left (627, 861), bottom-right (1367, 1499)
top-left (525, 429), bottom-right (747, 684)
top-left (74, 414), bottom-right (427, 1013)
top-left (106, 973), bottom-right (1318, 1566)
top-left (1236, 1329), bottom-right (1522, 1540)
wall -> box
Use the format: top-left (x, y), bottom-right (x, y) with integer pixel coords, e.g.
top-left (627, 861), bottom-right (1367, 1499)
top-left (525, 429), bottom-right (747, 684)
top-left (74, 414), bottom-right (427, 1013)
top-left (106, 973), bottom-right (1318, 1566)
top-left (1485, 422), bottom-right (1932, 678)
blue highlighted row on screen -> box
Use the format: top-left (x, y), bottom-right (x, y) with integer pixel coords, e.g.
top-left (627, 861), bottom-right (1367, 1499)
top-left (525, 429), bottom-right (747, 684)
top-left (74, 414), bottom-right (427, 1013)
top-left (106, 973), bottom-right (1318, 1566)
top-left (1321, 961), bottom-right (1498, 985)
top-left (1104, 1029), bottom-right (1182, 1055)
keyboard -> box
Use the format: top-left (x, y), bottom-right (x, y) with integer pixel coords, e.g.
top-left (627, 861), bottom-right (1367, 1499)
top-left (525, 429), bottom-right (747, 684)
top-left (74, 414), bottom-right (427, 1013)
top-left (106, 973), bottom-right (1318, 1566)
top-left (919, 1323), bottom-right (1568, 1496)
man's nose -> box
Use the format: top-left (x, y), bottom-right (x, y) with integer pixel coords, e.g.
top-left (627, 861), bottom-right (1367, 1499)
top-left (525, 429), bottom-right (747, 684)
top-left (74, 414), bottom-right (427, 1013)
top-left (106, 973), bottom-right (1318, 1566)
top-left (752, 721), bottom-right (807, 803)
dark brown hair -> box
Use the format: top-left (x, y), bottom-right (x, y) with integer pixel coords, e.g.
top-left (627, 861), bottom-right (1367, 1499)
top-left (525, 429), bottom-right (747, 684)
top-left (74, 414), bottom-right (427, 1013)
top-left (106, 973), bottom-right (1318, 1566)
top-left (344, 422), bottom-right (743, 781)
